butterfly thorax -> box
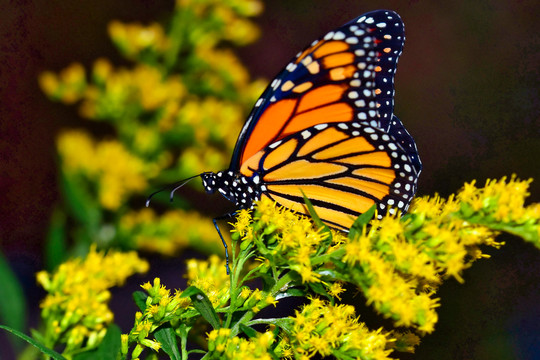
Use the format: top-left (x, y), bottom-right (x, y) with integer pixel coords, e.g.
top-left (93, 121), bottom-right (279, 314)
top-left (201, 171), bottom-right (262, 209)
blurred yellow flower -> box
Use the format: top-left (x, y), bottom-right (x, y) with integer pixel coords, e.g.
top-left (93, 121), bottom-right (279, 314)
top-left (57, 130), bottom-right (150, 210)
top-left (39, 63), bottom-right (86, 104)
top-left (120, 207), bottom-right (221, 255)
top-left (108, 21), bottom-right (169, 58)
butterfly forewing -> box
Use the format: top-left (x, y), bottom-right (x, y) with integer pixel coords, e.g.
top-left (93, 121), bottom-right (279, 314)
top-left (231, 10), bottom-right (408, 171)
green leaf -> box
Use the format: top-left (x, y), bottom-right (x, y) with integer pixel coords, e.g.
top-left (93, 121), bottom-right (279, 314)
top-left (73, 350), bottom-right (96, 360)
top-left (239, 323), bottom-right (257, 339)
top-left (60, 172), bottom-right (100, 230)
top-left (133, 291), bottom-right (148, 312)
top-left (275, 288), bottom-right (304, 300)
top-left (98, 324), bottom-right (122, 360)
top-left (0, 325), bottom-right (66, 360)
top-left (45, 208), bottom-right (68, 271)
top-left (0, 251), bottom-right (26, 350)
top-left (271, 318), bottom-right (294, 336)
top-left (260, 273), bottom-right (276, 292)
top-left (73, 324), bottom-right (121, 360)
top-left (348, 204), bottom-right (376, 240)
top-left (181, 286), bottom-right (221, 329)
top-left (316, 269), bottom-right (346, 281)
top-left (301, 192), bottom-right (324, 227)
top-left (30, 328), bottom-right (47, 345)
top-left (301, 191), bottom-right (333, 240)
top-left (308, 282), bottom-right (328, 297)
top-left (154, 324), bottom-right (181, 360)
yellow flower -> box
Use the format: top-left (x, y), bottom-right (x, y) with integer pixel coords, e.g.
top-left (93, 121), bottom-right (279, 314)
top-left (37, 246), bottom-right (148, 352)
top-left (57, 131), bottom-right (150, 210)
top-left (207, 327), bottom-right (275, 359)
top-left (56, 130), bottom-right (97, 174)
top-left (289, 299), bottom-right (393, 359)
top-left (120, 208), bottom-right (221, 255)
top-left (38, 71), bottom-right (60, 97)
top-left (296, 264), bottom-right (320, 283)
top-left (327, 282), bottom-right (345, 300)
top-left (186, 256), bottom-right (230, 307)
top-left (92, 58), bottom-right (112, 82)
top-left (231, 208), bottom-right (253, 239)
top-left (108, 21), bottom-right (169, 58)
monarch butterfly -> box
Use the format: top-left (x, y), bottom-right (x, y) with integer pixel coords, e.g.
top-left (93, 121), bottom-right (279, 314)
top-left (149, 10), bottom-right (421, 271)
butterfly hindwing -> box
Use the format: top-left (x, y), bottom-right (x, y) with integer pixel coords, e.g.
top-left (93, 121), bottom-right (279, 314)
top-left (240, 120), bottom-right (419, 230)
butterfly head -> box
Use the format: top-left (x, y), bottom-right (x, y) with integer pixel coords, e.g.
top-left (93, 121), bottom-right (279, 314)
top-left (201, 171), bottom-right (260, 209)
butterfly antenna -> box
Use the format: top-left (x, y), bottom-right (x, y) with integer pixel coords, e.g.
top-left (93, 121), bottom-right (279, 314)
top-left (145, 174), bottom-right (202, 207)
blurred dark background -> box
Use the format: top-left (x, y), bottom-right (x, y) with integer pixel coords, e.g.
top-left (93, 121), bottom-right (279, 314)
top-left (1, 0), bottom-right (539, 359)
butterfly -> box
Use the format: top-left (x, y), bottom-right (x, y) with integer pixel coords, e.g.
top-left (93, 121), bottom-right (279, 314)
top-left (149, 10), bottom-right (421, 270)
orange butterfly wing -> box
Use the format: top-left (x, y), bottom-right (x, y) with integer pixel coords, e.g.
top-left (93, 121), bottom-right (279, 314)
top-left (210, 10), bottom-right (421, 230)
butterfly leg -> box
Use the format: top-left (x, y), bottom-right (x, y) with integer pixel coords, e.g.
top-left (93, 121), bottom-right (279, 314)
top-left (213, 212), bottom-right (236, 275)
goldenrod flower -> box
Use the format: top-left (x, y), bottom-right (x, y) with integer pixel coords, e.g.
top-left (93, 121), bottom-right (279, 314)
top-left (39, 63), bottom-right (87, 104)
top-left (289, 299), bottom-right (393, 359)
top-left (207, 328), bottom-right (275, 359)
top-left (37, 246), bottom-right (148, 355)
top-left (186, 255), bottom-right (230, 307)
top-left (57, 130), bottom-right (151, 210)
top-left (119, 207), bottom-right (221, 255)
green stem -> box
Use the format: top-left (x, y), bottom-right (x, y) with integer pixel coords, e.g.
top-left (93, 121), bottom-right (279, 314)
top-left (164, 8), bottom-right (189, 72)
top-left (269, 271), bottom-right (295, 298)
top-left (224, 248), bottom-right (252, 329)
top-left (246, 318), bottom-right (281, 326)
top-left (229, 308), bottom-right (258, 337)
top-left (180, 325), bottom-right (189, 360)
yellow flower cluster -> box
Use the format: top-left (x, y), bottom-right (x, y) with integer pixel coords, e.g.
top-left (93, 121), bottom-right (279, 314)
top-left (284, 298), bottom-right (393, 359)
top-left (123, 256), bottom-right (279, 359)
top-left (407, 175), bottom-right (539, 281)
top-left (456, 175), bottom-right (539, 245)
top-left (175, 0), bottom-right (263, 46)
top-left (39, 63), bottom-right (86, 104)
top-left (407, 195), bottom-right (495, 281)
top-left (85, 61), bottom-right (186, 119)
top-left (57, 130), bottom-right (153, 210)
top-left (343, 227), bottom-right (440, 333)
top-left (207, 328), bottom-right (275, 360)
top-left (229, 176), bottom-right (539, 336)
top-left (233, 198), bottom-right (331, 283)
top-left (39, 0), bottom-right (267, 258)
top-left (186, 255), bottom-right (231, 307)
top-left (232, 199), bottom-right (440, 332)
top-left (108, 21), bottom-right (169, 59)
top-left (114, 177), bottom-right (537, 359)
top-left (123, 278), bottom-right (191, 358)
top-left (119, 208), bottom-right (221, 255)
top-left (36, 246), bottom-right (148, 354)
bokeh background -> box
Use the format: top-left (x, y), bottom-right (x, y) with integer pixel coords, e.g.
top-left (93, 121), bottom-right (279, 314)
top-left (1, 0), bottom-right (539, 359)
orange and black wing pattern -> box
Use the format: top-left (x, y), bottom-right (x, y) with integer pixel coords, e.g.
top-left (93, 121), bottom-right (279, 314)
top-left (240, 120), bottom-right (419, 230)
top-left (205, 10), bottom-right (421, 231)
top-left (230, 10), bottom-right (412, 169)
